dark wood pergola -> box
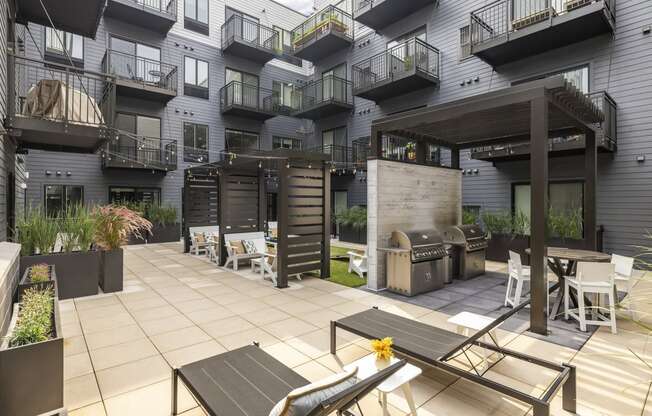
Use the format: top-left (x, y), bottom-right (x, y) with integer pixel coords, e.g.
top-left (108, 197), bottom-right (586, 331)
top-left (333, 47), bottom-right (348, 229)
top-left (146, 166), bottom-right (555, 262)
top-left (183, 150), bottom-right (331, 289)
top-left (369, 76), bottom-right (605, 335)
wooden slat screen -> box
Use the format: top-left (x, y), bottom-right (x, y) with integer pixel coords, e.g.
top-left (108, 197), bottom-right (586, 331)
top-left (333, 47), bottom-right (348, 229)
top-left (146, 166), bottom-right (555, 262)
top-left (183, 171), bottom-right (219, 252)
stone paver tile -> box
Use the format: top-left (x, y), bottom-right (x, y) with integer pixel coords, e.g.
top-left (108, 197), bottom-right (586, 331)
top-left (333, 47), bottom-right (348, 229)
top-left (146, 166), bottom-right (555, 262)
top-left (163, 340), bottom-right (227, 369)
top-left (179, 407), bottom-right (207, 416)
top-left (385, 372), bottom-right (449, 413)
top-left (240, 307), bottom-right (291, 326)
top-left (215, 327), bottom-right (281, 350)
top-left (262, 317), bottom-right (319, 341)
top-left (315, 343), bottom-right (370, 372)
top-left (79, 312), bottom-right (137, 334)
top-left (150, 326), bottom-right (212, 353)
top-left (75, 295), bottom-right (120, 311)
top-left (160, 290), bottom-right (205, 304)
top-left (245, 286), bottom-right (280, 299)
top-left (173, 297), bottom-right (218, 314)
top-left (77, 304), bottom-right (127, 322)
top-left (90, 338), bottom-right (159, 371)
top-left (260, 293), bottom-right (298, 307)
top-left (200, 315), bottom-right (255, 338)
top-left (65, 352), bottom-right (94, 380)
top-left (329, 301), bottom-right (370, 316)
top-left (65, 373), bottom-right (102, 411)
top-left (262, 342), bottom-right (312, 368)
top-left (299, 309), bottom-right (345, 329)
top-left (140, 314), bottom-right (195, 336)
top-left (62, 321), bottom-right (83, 338)
top-left (310, 293), bottom-right (350, 308)
top-left (122, 296), bottom-right (169, 312)
top-left (185, 305), bottom-right (236, 325)
top-left (84, 324), bottom-right (146, 350)
top-left (293, 360), bottom-right (336, 382)
top-left (96, 355), bottom-right (170, 399)
top-left (226, 299), bottom-right (269, 315)
top-left (279, 299), bottom-right (323, 316)
top-left (130, 304), bottom-right (183, 322)
top-left (210, 291), bottom-right (252, 306)
top-left (103, 379), bottom-right (196, 416)
top-left (64, 335), bottom-right (88, 356)
top-left (68, 402), bottom-right (107, 416)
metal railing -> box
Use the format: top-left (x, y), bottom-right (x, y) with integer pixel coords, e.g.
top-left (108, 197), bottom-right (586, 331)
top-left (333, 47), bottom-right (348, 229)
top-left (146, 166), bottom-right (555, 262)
top-left (292, 75), bottom-right (353, 112)
top-left (221, 14), bottom-right (278, 52)
top-left (309, 144), bottom-right (369, 170)
top-left (105, 137), bottom-right (177, 170)
top-left (124, 0), bottom-right (177, 17)
top-left (588, 90), bottom-right (617, 147)
top-left (382, 135), bottom-right (441, 165)
top-left (292, 5), bottom-right (353, 50)
top-left (470, 0), bottom-right (616, 47)
top-left (102, 49), bottom-right (178, 93)
top-left (8, 53), bottom-right (114, 128)
top-left (352, 38), bottom-right (440, 92)
top-left (353, 0), bottom-right (381, 14)
top-left (220, 81), bottom-right (281, 114)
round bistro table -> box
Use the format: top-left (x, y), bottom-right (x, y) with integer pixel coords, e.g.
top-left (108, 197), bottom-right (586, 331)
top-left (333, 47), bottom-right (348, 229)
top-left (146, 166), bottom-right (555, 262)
top-left (525, 247), bottom-right (611, 320)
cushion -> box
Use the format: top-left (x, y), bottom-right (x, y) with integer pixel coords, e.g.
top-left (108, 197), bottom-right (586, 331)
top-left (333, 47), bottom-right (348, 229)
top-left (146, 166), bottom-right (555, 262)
top-left (269, 367), bottom-right (358, 416)
top-left (266, 246), bottom-right (277, 265)
top-left (243, 240), bottom-right (258, 254)
top-left (229, 240), bottom-right (245, 255)
top-left (194, 233), bottom-right (205, 244)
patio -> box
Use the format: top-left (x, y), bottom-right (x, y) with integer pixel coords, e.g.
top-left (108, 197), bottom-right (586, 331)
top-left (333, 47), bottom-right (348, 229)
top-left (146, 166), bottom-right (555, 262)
top-left (60, 241), bottom-right (652, 416)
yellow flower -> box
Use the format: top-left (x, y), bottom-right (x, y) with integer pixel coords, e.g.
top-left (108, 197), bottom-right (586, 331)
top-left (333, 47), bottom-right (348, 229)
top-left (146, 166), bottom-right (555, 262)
top-left (371, 337), bottom-right (394, 360)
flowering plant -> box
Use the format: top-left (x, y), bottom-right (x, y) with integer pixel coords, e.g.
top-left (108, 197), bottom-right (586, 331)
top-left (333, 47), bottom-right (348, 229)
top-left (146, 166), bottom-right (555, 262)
top-left (93, 205), bottom-right (152, 250)
top-left (371, 337), bottom-right (394, 361)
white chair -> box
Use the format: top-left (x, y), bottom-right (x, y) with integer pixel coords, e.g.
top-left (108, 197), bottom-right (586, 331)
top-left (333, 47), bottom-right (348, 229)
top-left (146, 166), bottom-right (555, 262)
top-left (564, 262), bottom-right (617, 334)
top-left (252, 253), bottom-right (303, 286)
top-left (224, 232), bottom-right (267, 271)
top-left (347, 249), bottom-right (368, 278)
top-left (189, 226), bottom-right (219, 255)
top-left (611, 254), bottom-right (636, 319)
top-left (504, 251), bottom-right (531, 308)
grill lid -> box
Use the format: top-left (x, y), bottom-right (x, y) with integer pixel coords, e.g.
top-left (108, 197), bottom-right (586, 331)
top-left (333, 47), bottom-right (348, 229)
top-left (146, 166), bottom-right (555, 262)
top-left (390, 229), bottom-right (446, 262)
top-left (443, 225), bottom-right (487, 244)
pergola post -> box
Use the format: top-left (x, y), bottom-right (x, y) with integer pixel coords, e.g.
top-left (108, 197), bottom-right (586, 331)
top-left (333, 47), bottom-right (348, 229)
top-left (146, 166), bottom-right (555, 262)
top-left (530, 96), bottom-right (549, 335)
top-left (451, 148), bottom-right (460, 169)
top-left (258, 169), bottom-right (266, 233)
top-left (322, 162), bottom-right (331, 278)
top-left (584, 130), bottom-right (597, 250)
top-left (218, 171), bottom-right (229, 266)
top-left (370, 126), bottom-right (383, 158)
top-left (277, 162), bottom-right (289, 289)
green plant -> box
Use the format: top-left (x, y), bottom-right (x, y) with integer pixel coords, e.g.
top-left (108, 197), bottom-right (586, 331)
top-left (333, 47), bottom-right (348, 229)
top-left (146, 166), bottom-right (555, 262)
top-left (146, 205), bottom-right (177, 226)
top-left (335, 206), bottom-right (367, 231)
top-left (462, 208), bottom-right (479, 225)
top-left (481, 210), bottom-right (513, 235)
top-left (93, 205), bottom-right (152, 250)
top-left (59, 203), bottom-right (96, 253)
top-left (17, 207), bottom-right (59, 255)
top-left (9, 287), bottom-right (54, 347)
top-left (28, 264), bottom-right (50, 283)
top-left (548, 207), bottom-right (583, 240)
top-left (513, 210), bottom-right (531, 236)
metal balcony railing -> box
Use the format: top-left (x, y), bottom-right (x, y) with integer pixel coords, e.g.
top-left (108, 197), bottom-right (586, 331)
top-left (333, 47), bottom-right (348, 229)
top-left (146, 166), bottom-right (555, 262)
top-left (221, 14), bottom-right (278, 52)
top-left (220, 81), bottom-right (282, 114)
top-left (352, 38), bottom-right (440, 92)
top-left (353, 0), bottom-right (376, 13)
top-left (588, 90), bottom-right (617, 147)
top-left (102, 49), bottom-right (178, 93)
top-left (125, 0), bottom-right (177, 17)
top-left (309, 144), bottom-right (368, 170)
top-left (8, 53), bottom-right (114, 128)
top-left (105, 137), bottom-right (177, 170)
top-left (292, 5), bottom-right (353, 50)
top-left (470, 0), bottom-right (616, 47)
top-left (292, 75), bottom-right (353, 112)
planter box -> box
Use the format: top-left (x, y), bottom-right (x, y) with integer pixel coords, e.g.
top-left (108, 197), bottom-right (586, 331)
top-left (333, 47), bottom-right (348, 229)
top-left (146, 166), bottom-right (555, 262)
top-left (338, 225), bottom-right (367, 245)
top-left (99, 248), bottom-right (123, 293)
top-left (20, 251), bottom-right (99, 300)
top-left (148, 223), bottom-right (181, 244)
top-left (0, 296), bottom-right (64, 416)
top-left (17, 264), bottom-right (56, 303)
top-left (127, 233), bottom-right (147, 245)
top-left (486, 233), bottom-right (530, 263)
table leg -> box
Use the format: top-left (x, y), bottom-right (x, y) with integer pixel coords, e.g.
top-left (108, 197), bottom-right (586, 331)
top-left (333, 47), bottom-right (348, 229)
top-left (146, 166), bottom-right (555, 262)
top-left (402, 382), bottom-right (418, 416)
top-left (549, 258), bottom-right (566, 320)
top-left (171, 368), bottom-right (178, 416)
top-left (380, 391), bottom-right (390, 416)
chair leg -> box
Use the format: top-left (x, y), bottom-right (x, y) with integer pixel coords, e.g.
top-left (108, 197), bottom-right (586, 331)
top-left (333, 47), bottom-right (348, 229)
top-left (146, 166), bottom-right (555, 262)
top-left (514, 279), bottom-right (524, 307)
top-left (234, 259), bottom-right (238, 271)
top-left (504, 275), bottom-right (513, 307)
top-left (627, 278), bottom-right (638, 321)
top-left (608, 288), bottom-right (617, 334)
top-left (577, 288), bottom-right (587, 332)
top-left (348, 261), bottom-right (352, 273)
top-left (564, 280), bottom-right (570, 320)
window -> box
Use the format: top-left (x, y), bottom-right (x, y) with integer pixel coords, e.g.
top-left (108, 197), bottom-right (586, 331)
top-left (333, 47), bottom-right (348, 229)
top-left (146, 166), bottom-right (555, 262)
top-left (272, 81), bottom-right (295, 108)
top-left (184, 122), bottom-right (209, 162)
top-left (185, 0), bottom-right (209, 35)
top-left (44, 185), bottom-right (83, 217)
top-left (323, 127), bottom-right (347, 164)
top-left (225, 129), bottom-right (259, 153)
top-left (184, 57), bottom-right (209, 99)
top-left (224, 68), bottom-right (259, 107)
top-left (273, 26), bottom-right (303, 67)
top-left (273, 136), bottom-right (301, 150)
top-left (513, 181), bottom-right (584, 236)
top-left (113, 113), bottom-right (161, 164)
top-left (322, 64), bottom-right (347, 101)
top-left (109, 37), bottom-right (161, 83)
top-left (44, 28), bottom-right (83, 65)
top-left (514, 65), bottom-right (589, 93)
top-left (109, 187), bottom-right (161, 205)
top-left (459, 26), bottom-right (471, 61)
top-left (387, 26), bottom-right (426, 49)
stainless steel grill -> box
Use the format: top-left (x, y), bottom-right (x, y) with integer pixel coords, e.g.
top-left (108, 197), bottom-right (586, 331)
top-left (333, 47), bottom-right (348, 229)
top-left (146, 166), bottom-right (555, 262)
top-left (442, 225), bottom-right (488, 280)
top-left (384, 229), bottom-right (449, 296)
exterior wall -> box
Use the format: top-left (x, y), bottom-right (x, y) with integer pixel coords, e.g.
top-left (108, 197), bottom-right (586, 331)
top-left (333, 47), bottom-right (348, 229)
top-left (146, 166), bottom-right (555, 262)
top-left (0, 242), bottom-right (20, 336)
top-left (308, 0), bottom-right (652, 257)
top-left (367, 159), bottom-right (461, 290)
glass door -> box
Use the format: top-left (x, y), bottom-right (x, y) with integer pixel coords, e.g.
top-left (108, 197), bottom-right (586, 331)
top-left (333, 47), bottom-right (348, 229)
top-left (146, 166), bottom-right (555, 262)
top-left (136, 116), bottom-right (161, 164)
top-left (136, 44), bottom-right (161, 84)
top-left (332, 191), bottom-right (348, 237)
top-left (226, 69), bottom-right (259, 107)
top-left (323, 64), bottom-right (346, 101)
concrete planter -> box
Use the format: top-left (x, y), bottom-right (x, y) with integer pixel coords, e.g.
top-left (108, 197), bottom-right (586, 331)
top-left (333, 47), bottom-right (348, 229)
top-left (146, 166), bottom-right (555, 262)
top-left (338, 225), bottom-right (367, 244)
top-left (0, 295), bottom-right (64, 416)
top-left (486, 233), bottom-right (530, 263)
top-left (148, 223), bottom-right (181, 244)
top-left (20, 251), bottom-right (100, 300)
top-left (17, 264), bottom-right (56, 303)
top-left (99, 248), bottom-right (123, 293)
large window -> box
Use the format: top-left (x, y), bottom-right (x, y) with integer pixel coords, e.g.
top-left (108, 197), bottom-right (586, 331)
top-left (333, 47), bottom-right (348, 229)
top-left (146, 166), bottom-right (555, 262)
top-left (272, 81), bottom-right (295, 108)
top-left (184, 0), bottom-right (209, 35)
top-left (184, 56), bottom-right (209, 98)
top-left (184, 122), bottom-right (209, 162)
top-left (44, 28), bottom-right (83, 65)
top-left (273, 136), bottom-right (301, 150)
top-left (225, 129), bottom-right (259, 153)
top-left (513, 181), bottom-right (584, 236)
top-left (514, 66), bottom-right (589, 93)
top-left (225, 68), bottom-right (259, 106)
top-left (113, 113), bottom-right (161, 163)
top-left (109, 37), bottom-right (161, 83)
top-left (44, 185), bottom-right (83, 217)
top-left (109, 187), bottom-right (161, 205)
top-left (459, 26), bottom-right (471, 61)
top-left (273, 25), bottom-right (303, 67)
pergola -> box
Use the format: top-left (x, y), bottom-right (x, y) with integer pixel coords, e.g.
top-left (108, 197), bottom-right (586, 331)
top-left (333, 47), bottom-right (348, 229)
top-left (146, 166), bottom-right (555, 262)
top-left (370, 76), bottom-right (605, 334)
top-left (183, 150), bottom-right (331, 288)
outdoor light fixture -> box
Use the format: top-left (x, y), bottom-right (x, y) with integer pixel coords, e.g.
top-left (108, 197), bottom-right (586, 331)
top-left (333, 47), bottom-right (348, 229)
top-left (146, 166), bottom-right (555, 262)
top-left (56, 171), bottom-right (62, 176)
top-left (45, 170), bottom-right (51, 176)
top-left (644, 26), bottom-right (651, 35)
top-left (66, 171), bottom-right (71, 176)
top-left (258, 161), bottom-right (263, 168)
top-left (637, 155), bottom-right (646, 162)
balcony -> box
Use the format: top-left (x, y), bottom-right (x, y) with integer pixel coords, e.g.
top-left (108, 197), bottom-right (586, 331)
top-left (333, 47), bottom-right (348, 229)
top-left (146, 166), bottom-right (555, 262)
top-left (15, 0), bottom-right (105, 38)
top-left (470, 0), bottom-right (616, 67)
top-left (221, 15), bottom-right (279, 64)
top-left (352, 38), bottom-right (440, 102)
top-left (5, 54), bottom-right (114, 153)
top-left (102, 50), bottom-right (177, 102)
top-left (352, 0), bottom-right (436, 31)
top-left (291, 75), bottom-right (353, 120)
top-left (104, 0), bottom-right (177, 33)
top-left (102, 138), bottom-right (177, 173)
top-left (292, 5), bottom-right (354, 62)
top-left (311, 144), bottom-right (369, 173)
top-left (220, 81), bottom-right (285, 121)
top-left (471, 91), bottom-right (617, 161)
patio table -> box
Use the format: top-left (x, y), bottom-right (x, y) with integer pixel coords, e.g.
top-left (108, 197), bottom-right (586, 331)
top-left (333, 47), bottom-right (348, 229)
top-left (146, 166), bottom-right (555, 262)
top-left (526, 247), bottom-right (611, 320)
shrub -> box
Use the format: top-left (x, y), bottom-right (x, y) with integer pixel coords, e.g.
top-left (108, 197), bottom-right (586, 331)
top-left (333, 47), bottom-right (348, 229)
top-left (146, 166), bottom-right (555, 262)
top-left (93, 205), bottom-right (152, 250)
top-left (548, 207), bottom-right (583, 240)
top-left (9, 287), bottom-right (54, 347)
top-left (462, 208), bottom-right (479, 225)
top-left (17, 208), bottom-right (59, 255)
top-left (28, 264), bottom-right (50, 283)
top-left (481, 210), bottom-right (513, 235)
top-left (335, 206), bottom-right (367, 231)
top-left (147, 205), bottom-right (177, 226)
top-left (59, 203), bottom-right (96, 253)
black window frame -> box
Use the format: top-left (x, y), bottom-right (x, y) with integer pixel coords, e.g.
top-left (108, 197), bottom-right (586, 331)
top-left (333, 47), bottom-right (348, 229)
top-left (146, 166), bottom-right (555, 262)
top-left (459, 25), bottom-right (471, 61)
top-left (184, 0), bottom-right (209, 35)
top-left (272, 136), bottom-right (302, 150)
top-left (43, 28), bottom-right (84, 68)
top-left (512, 64), bottom-right (591, 93)
top-left (108, 186), bottom-right (162, 205)
top-left (225, 128), bottom-right (260, 153)
top-left (184, 56), bottom-right (210, 99)
top-left (44, 184), bottom-right (84, 217)
top-left (184, 122), bottom-right (209, 163)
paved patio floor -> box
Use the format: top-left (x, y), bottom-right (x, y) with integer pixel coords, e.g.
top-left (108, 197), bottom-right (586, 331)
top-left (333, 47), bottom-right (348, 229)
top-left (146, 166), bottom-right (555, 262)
top-left (62, 242), bottom-right (652, 415)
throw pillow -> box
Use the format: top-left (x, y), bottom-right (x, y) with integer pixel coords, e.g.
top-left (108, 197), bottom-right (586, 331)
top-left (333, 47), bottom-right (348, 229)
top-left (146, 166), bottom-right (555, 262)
top-left (243, 240), bottom-right (258, 254)
top-left (194, 233), bottom-right (205, 243)
top-left (268, 367), bottom-right (358, 416)
top-left (229, 240), bottom-right (245, 254)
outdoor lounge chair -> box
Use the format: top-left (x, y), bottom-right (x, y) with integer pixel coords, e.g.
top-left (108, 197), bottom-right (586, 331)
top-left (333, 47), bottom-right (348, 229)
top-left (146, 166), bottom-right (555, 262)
top-left (347, 249), bottom-right (368, 278)
top-left (172, 344), bottom-right (406, 416)
top-left (224, 232), bottom-right (267, 271)
top-left (331, 306), bottom-right (577, 416)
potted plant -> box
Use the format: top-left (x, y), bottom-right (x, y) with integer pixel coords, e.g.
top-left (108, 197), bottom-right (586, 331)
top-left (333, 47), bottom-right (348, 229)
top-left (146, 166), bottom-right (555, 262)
top-left (146, 204), bottom-right (181, 244)
top-left (17, 263), bottom-right (56, 302)
top-left (336, 206), bottom-right (367, 244)
top-left (547, 207), bottom-right (585, 249)
top-left (18, 205), bottom-right (100, 300)
top-left (93, 205), bottom-right (151, 293)
top-left (0, 287), bottom-right (63, 416)
top-left (482, 210), bottom-right (530, 262)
